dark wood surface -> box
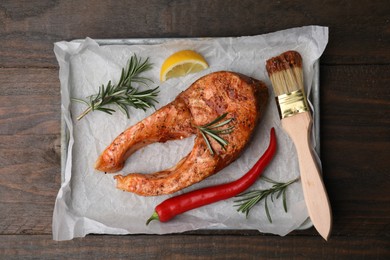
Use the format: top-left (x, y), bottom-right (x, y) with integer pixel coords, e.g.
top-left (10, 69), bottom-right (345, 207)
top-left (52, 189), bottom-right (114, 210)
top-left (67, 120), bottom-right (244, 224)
top-left (1, 0), bottom-right (389, 259)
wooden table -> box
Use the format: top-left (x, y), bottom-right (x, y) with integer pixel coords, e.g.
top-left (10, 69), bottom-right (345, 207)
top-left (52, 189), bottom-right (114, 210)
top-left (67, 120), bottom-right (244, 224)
top-left (1, 0), bottom-right (389, 258)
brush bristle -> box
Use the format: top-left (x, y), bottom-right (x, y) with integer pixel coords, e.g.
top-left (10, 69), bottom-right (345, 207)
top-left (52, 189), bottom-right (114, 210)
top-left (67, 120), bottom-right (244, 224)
top-left (266, 51), bottom-right (304, 96)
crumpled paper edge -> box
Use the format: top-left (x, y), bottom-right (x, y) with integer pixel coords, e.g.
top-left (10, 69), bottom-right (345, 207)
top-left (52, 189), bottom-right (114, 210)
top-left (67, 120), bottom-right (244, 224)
top-left (52, 25), bottom-right (328, 241)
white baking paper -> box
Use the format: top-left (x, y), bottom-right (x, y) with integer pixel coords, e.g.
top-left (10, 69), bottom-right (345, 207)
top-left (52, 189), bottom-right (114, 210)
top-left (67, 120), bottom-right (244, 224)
top-left (53, 26), bottom-right (328, 241)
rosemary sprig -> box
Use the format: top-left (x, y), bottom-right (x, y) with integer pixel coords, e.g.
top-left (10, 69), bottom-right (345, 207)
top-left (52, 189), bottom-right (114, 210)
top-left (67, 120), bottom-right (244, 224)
top-left (234, 177), bottom-right (299, 223)
top-left (196, 113), bottom-right (235, 155)
top-left (72, 55), bottom-right (159, 120)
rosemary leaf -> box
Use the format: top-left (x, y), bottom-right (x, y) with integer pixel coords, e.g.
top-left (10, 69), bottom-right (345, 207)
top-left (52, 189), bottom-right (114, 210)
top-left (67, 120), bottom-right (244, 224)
top-left (217, 126), bottom-right (235, 134)
top-left (234, 177), bottom-right (299, 223)
top-left (203, 130), bottom-right (229, 147)
top-left (73, 54), bottom-right (159, 121)
top-left (203, 113), bottom-right (229, 127)
top-left (276, 189), bottom-right (283, 200)
top-left (200, 131), bottom-right (215, 155)
top-left (208, 118), bottom-right (233, 129)
top-left (265, 197), bottom-right (272, 223)
top-left (72, 98), bottom-right (90, 106)
top-left (196, 113), bottom-right (235, 155)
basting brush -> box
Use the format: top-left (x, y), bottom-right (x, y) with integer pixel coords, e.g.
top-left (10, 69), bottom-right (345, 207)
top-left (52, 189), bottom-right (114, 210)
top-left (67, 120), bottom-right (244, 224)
top-left (266, 51), bottom-right (332, 240)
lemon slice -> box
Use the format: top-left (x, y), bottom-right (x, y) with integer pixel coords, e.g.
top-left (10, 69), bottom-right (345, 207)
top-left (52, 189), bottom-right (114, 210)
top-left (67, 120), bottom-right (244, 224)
top-left (160, 50), bottom-right (208, 81)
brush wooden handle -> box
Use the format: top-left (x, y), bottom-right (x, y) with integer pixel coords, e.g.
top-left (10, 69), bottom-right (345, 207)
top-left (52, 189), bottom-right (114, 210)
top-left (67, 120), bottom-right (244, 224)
top-left (281, 111), bottom-right (332, 240)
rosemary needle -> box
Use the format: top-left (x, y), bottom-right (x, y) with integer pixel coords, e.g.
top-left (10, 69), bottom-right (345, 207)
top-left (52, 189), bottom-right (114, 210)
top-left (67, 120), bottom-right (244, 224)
top-left (72, 54), bottom-right (159, 120)
top-left (234, 177), bottom-right (299, 223)
top-left (196, 113), bottom-right (235, 155)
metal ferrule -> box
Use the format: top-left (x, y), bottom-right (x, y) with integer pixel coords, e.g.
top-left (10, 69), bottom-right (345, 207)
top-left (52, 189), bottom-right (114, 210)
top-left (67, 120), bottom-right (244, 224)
top-left (275, 89), bottom-right (309, 119)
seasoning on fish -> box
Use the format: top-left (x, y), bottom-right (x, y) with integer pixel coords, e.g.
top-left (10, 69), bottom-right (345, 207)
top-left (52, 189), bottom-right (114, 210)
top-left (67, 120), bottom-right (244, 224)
top-left (95, 71), bottom-right (269, 196)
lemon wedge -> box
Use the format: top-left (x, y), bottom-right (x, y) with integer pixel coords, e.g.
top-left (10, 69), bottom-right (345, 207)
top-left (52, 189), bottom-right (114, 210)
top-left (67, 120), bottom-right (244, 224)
top-left (160, 50), bottom-right (208, 82)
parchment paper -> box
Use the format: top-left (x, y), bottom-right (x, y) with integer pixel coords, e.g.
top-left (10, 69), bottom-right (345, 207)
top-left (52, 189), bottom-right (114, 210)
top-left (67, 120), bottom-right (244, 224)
top-left (53, 26), bottom-right (328, 241)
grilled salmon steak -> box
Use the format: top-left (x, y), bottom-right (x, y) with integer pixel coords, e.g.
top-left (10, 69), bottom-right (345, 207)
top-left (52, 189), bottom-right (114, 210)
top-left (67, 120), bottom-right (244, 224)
top-left (95, 71), bottom-right (268, 196)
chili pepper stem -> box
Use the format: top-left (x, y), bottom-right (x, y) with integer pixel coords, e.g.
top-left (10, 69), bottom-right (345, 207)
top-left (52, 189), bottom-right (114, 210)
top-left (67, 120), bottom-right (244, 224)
top-left (146, 212), bottom-right (159, 225)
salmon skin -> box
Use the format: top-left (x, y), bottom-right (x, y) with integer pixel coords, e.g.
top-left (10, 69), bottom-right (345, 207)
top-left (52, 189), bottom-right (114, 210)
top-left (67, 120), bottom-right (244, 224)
top-left (95, 71), bottom-right (269, 196)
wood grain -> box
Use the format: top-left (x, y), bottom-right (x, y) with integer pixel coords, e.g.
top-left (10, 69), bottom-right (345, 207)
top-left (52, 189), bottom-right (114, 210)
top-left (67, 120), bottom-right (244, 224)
top-left (0, 68), bottom-right (61, 234)
top-left (1, 0), bottom-right (390, 67)
top-left (0, 65), bottom-right (388, 238)
top-left (0, 0), bottom-right (389, 258)
top-left (320, 65), bottom-right (390, 238)
top-left (0, 68), bottom-right (60, 135)
top-left (0, 235), bottom-right (389, 259)
top-left (282, 112), bottom-right (332, 240)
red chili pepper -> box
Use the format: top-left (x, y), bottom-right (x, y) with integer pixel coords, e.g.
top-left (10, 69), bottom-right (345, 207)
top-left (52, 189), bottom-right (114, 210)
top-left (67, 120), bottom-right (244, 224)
top-left (146, 127), bottom-right (277, 225)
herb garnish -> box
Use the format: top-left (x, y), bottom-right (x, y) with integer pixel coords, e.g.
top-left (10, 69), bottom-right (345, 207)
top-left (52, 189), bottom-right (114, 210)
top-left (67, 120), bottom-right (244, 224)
top-left (73, 54), bottom-right (159, 120)
top-left (196, 113), bottom-right (235, 155)
top-left (234, 177), bottom-right (299, 223)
